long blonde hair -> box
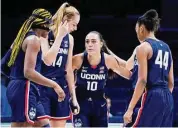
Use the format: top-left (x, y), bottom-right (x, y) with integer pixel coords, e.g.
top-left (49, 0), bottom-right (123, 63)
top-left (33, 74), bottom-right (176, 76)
top-left (50, 2), bottom-right (80, 38)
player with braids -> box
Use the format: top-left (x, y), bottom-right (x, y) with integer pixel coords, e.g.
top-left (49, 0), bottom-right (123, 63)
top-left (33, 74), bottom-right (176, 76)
top-left (38, 2), bottom-right (80, 127)
top-left (8, 9), bottom-right (52, 67)
top-left (4, 8), bottom-right (65, 127)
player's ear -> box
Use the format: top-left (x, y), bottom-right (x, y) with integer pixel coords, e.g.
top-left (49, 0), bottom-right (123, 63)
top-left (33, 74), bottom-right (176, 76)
top-left (100, 41), bottom-right (103, 48)
top-left (62, 15), bottom-right (68, 23)
top-left (140, 24), bottom-right (145, 33)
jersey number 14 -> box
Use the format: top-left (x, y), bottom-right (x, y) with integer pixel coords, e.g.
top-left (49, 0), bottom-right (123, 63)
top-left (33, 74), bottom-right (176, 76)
top-left (52, 56), bottom-right (63, 67)
top-left (155, 50), bottom-right (169, 70)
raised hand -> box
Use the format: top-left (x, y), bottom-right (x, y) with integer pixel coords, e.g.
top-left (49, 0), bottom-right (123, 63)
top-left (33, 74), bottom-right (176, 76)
top-left (57, 20), bottom-right (69, 38)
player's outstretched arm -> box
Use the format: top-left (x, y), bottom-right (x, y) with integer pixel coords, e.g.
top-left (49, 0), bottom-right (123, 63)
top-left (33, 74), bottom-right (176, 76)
top-left (105, 54), bottom-right (132, 80)
top-left (106, 47), bottom-right (126, 67)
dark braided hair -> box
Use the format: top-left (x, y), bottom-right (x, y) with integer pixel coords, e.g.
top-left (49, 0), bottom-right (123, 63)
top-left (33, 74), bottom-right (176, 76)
top-left (8, 8), bottom-right (52, 67)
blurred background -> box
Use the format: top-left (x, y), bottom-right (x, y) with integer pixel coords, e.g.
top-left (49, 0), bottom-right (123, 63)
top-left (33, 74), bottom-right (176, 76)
top-left (1, 0), bottom-right (178, 126)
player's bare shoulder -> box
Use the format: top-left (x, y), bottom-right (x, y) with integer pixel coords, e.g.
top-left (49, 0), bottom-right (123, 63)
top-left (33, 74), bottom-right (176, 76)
top-left (72, 53), bottom-right (84, 70)
top-left (103, 52), bottom-right (115, 69)
top-left (137, 41), bottom-right (152, 54)
top-left (104, 52), bottom-right (115, 62)
top-left (25, 35), bottom-right (40, 42)
top-left (22, 35), bottom-right (40, 51)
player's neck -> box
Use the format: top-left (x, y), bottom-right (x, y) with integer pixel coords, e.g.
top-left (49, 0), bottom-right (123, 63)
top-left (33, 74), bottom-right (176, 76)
top-left (145, 32), bottom-right (157, 40)
top-left (33, 29), bottom-right (43, 37)
top-left (88, 53), bottom-right (101, 66)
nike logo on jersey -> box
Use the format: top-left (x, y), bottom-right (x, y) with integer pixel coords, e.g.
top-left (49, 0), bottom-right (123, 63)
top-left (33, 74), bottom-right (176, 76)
top-left (81, 73), bottom-right (106, 80)
top-left (82, 66), bottom-right (88, 69)
top-left (101, 103), bottom-right (106, 107)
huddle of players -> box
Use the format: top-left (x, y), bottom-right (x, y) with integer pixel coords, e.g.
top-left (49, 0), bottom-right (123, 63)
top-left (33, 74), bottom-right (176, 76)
top-left (1, 2), bottom-right (174, 127)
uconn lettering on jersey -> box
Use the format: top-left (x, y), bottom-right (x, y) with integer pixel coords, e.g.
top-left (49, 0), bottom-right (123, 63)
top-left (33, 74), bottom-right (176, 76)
top-left (58, 48), bottom-right (68, 55)
top-left (81, 73), bottom-right (106, 80)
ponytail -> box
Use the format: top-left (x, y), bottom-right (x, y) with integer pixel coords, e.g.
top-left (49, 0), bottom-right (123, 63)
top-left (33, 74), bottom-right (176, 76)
top-left (51, 2), bottom-right (69, 38)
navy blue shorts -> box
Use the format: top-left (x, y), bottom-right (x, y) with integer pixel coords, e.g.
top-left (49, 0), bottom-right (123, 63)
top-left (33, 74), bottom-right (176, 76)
top-left (133, 88), bottom-right (174, 127)
top-left (6, 80), bottom-right (46, 124)
top-left (72, 98), bottom-right (108, 127)
top-left (39, 79), bottom-right (71, 120)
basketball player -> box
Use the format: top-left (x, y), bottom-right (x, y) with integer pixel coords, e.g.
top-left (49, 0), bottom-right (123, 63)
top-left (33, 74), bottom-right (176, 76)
top-left (123, 9), bottom-right (174, 127)
top-left (38, 2), bottom-right (80, 127)
top-left (5, 9), bottom-right (65, 127)
top-left (72, 31), bottom-right (132, 127)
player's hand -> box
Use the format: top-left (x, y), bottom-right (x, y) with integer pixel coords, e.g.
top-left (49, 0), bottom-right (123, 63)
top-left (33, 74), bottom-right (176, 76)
top-left (53, 83), bottom-right (66, 102)
top-left (123, 108), bottom-right (133, 125)
top-left (69, 98), bottom-right (80, 115)
top-left (57, 20), bottom-right (69, 38)
top-left (72, 98), bottom-right (80, 115)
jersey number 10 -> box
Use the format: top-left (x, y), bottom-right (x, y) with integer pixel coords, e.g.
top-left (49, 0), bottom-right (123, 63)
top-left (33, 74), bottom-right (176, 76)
top-left (87, 81), bottom-right (98, 91)
top-left (155, 50), bottom-right (169, 70)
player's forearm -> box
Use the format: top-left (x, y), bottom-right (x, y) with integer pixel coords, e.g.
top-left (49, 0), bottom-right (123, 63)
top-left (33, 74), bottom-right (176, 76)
top-left (115, 57), bottom-right (126, 67)
top-left (118, 67), bottom-right (132, 80)
top-left (43, 36), bottom-right (63, 65)
top-left (126, 60), bottom-right (134, 71)
top-left (107, 49), bottom-right (126, 67)
top-left (24, 68), bottom-right (56, 88)
top-left (65, 70), bottom-right (77, 99)
top-left (128, 79), bottom-right (146, 110)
